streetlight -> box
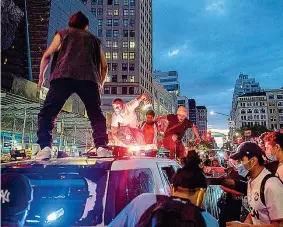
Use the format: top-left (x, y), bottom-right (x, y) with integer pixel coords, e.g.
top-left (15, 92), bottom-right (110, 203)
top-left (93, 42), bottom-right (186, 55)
top-left (209, 111), bottom-right (230, 117)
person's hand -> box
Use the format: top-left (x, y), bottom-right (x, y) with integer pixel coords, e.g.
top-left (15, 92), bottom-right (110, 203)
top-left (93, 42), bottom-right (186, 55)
top-left (172, 134), bottom-right (178, 142)
top-left (38, 76), bottom-right (45, 89)
top-left (226, 221), bottom-right (251, 227)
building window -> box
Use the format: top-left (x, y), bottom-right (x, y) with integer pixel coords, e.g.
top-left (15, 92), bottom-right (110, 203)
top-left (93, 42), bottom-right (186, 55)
top-left (269, 95), bottom-right (274, 99)
top-left (113, 30), bottom-right (119, 37)
top-left (123, 19), bottom-right (128, 26)
top-left (104, 87), bottom-right (110, 94)
top-left (130, 9), bottom-right (135, 16)
top-left (123, 9), bottom-right (129, 16)
top-left (123, 41), bottom-right (128, 48)
top-left (98, 0), bottom-right (103, 4)
top-left (107, 9), bottom-right (112, 15)
top-left (247, 109), bottom-right (252, 114)
top-left (113, 9), bottom-right (119, 16)
top-left (122, 52), bottom-right (128, 59)
top-left (106, 30), bottom-right (112, 37)
top-left (122, 75), bottom-right (127, 82)
top-left (106, 40), bottom-right (112, 47)
top-left (107, 19), bottom-right (112, 26)
top-left (112, 75), bottom-right (118, 82)
top-left (129, 87), bottom-right (135, 94)
top-left (123, 30), bottom-right (128, 37)
top-left (248, 115), bottom-right (253, 120)
top-left (122, 87), bottom-right (128, 94)
top-left (129, 41), bottom-right (135, 48)
top-left (111, 87), bottom-right (117, 94)
top-left (129, 75), bottom-right (134, 82)
top-left (114, 0), bottom-right (119, 4)
top-left (113, 19), bottom-right (119, 26)
top-left (98, 29), bottom-right (102, 37)
top-left (112, 52), bottom-right (118, 59)
top-left (91, 8), bottom-right (96, 16)
top-left (112, 41), bottom-right (118, 48)
top-left (130, 0), bottom-right (135, 6)
top-left (97, 8), bottom-right (103, 15)
top-left (278, 102), bottom-right (283, 106)
top-left (277, 95), bottom-right (283, 99)
top-left (124, 0), bottom-right (129, 5)
top-left (129, 64), bottom-right (135, 71)
top-left (260, 109), bottom-right (265, 113)
top-left (241, 109), bottom-right (245, 114)
top-left (107, 63), bottom-right (111, 71)
top-left (129, 30), bottom-right (135, 37)
top-left (130, 19), bottom-right (135, 26)
top-left (129, 52), bottom-right (135, 59)
top-left (122, 64), bottom-right (128, 71)
top-left (254, 109), bottom-right (259, 114)
top-left (98, 19), bottom-right (102, 26)
top-left (107, 0), bottom-right (113, 5)
top-left (105, 52), bottom-right (111, 59)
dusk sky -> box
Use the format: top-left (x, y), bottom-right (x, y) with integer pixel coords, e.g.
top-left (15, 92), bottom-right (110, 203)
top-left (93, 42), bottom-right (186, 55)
top-left (152, 0), bottom-right (283, 130)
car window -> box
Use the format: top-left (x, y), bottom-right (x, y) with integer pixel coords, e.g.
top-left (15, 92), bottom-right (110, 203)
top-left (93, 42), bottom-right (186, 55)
top-left (104, 168), bottom-right (155, 225)
top-left (157, 163), bottom-right (180, 189)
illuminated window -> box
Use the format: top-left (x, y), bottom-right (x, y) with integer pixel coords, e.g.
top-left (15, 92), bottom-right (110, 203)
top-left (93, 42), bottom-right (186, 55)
top-left (129, 41), bottom-right (135, 48)
top-left (123, 9), bottom-right (129, 16)
top-left (106, 41), bottom-right (112, 47)
top-left (113, 30), bottom-right (119, 37)
top-left (129, 52), bottom-right (135, 60)
top-left (107, 19), bottom-right (112, 26)
top-left (130, 9), bottom-right (135, 16)
top-left (113, 41), bottom-right (118, 47)
top-left (105, 52), bottom-right (111, 59)
top-left (123, 19), bottom-right (128, 26)
top-left (107, 9), bottom-right (112, 15)
top-left (124, 0), bottom-right (128, 5)
top-left (123, 41), bottom-right (128, 48)
top-left (113, 19), bottom-right (119, 26)
top-left (114, 9), bottom-right (119, 15)
top-left (123, 52), bottom-right (128, 59)
top-left (113, 52), bottom-right (118, 59)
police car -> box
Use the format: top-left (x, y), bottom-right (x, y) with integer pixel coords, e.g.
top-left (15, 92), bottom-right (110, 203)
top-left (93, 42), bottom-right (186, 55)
top-left (1, 155), bottom-right (180, 226)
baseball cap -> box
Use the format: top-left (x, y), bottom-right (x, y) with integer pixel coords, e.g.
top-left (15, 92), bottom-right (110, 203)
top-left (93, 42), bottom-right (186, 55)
top-left (230, 141), bottom-right (264, 160)
top-left (1, 173), bottom-right (33, 215)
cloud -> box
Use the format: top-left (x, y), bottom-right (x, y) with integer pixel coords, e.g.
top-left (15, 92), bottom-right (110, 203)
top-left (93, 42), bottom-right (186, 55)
top-left (168, 49), bottom-right (180, 57)
top-left (205, 1), bottom-right (225, 14)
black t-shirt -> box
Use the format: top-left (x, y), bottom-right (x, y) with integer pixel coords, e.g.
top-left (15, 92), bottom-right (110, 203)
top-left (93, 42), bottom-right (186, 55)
top-left (164, 114), bottom-right (193, 140)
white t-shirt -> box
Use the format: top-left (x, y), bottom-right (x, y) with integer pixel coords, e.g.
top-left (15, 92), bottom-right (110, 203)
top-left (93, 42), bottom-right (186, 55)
top-left (111, 99), bottom-right (139, 128)
top-left (276, 163), bottom-right (283, 181)
top-left (247, 168), bottom-right (283, 224)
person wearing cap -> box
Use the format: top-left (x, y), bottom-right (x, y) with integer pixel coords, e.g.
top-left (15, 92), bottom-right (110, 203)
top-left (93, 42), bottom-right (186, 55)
top-left (227, 142), bottom-right (283, 227)
top-left (156, 106), bottom-right (201, 159)
top-left (1, 173), bottom-right (33, 227)
top-left (111, 93), bottom-right (150, 147)
top-left (264, 132), bottom-right (283, 181)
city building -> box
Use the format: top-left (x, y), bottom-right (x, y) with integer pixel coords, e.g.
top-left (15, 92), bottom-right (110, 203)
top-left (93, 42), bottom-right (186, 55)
top-left (188, 99), bottom-right (197, 125)
top-left (235, 92), bottom-right (268, 129)
top-left (90, 0), bottom-right (153, 126)
top-left (177, 96), bottom-right (189, 109)
top-left (153, 70), bottom-right (180, 95)
top-left (265, 88), bottom-right (283, 129)
top-left (152, 80), bottom-right (177, 117)
top-left (1, 0), bottom-right (98, 153)
top-left (196, 106), bottom-right (207, 138)
top-left (231, 73), bottom-right (262, 122)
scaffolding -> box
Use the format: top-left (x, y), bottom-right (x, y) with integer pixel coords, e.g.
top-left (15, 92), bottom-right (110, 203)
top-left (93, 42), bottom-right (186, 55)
top-left (1, 90), bottom-right (95, 155)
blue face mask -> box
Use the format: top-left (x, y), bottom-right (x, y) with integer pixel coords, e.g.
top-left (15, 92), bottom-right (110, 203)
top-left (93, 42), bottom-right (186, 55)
top-left (238, 164), bottom-right (249, 177)
top-left (267, 154), bottom-right (277, 161)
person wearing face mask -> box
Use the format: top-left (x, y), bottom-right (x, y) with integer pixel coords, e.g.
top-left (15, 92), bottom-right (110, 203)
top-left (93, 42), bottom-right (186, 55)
top-left (227, 142), bottom-right (283, 227)
top-left (264, 132), bottom-right (283, 181)
top-left (155, 106), bottom-right (201, 159)
top-left (111, 93), bottom-right (150, 147)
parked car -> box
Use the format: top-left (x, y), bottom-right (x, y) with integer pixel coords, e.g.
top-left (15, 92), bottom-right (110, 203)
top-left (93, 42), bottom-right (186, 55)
top-left (1, 156), bottom-right (180, 226)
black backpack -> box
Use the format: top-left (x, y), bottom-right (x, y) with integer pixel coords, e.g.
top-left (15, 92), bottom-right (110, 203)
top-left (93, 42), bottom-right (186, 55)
top-left (137, 195), bottom-right (206, 227)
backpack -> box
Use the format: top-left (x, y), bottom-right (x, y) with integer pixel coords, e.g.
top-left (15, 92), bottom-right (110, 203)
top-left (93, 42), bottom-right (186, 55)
top-left (137, 195), bottom-right (206, 227)
top-left (260, 173), bottom-right (283, 206)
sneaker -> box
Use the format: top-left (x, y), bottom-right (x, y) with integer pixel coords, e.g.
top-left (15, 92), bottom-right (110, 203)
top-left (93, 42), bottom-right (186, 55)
top-left (96, 147), bottom-right (113, 157)
top-left (35, 147), bottom-right (52, 161)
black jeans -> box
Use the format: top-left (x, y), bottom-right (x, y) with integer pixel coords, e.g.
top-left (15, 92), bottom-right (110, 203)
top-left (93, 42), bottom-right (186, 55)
top-left (37, 78), bottom-right (108, 149)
